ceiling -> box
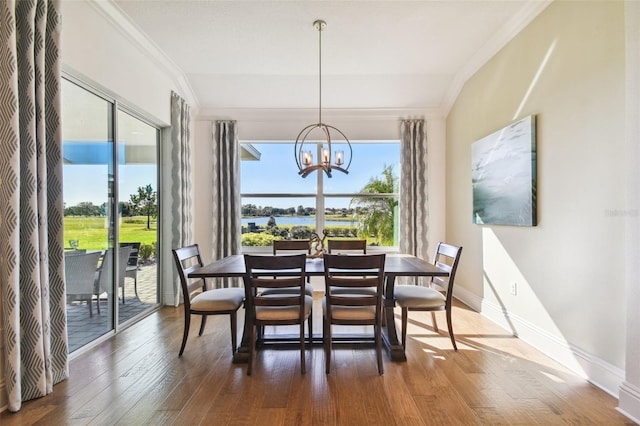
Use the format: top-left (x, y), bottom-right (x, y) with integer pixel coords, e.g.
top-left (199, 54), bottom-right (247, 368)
top-left (112, 0), bottom-right (548, 113)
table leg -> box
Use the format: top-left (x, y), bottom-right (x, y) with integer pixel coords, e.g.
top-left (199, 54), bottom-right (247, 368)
top-left (382, 274), bottom-right (407, 362)
top-left (233, 306), bottom-right (251, 363)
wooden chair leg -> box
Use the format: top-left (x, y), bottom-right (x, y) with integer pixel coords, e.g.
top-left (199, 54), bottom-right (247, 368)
top-left (401, 308), bottom-right (408, 351)
top-left (300, 321), bottom-right (306, 374)
top-left (376, 323), bottom-right (384, 375)
top-left (446, 308), bottom-right (457, 351)
top-left (230, 312), bottom-right (237, 356)
top-left (247, 323), bottom-right (256, 376)
top-left (324, 317), bottom-right (331, 374)
top-left (199, 315), bottom-right (207, 336)
top-left (307, 312), bottom-right (313, 345)
top-left (179, 313), bottom-right (191, 356)
top-left (431, 311), bottom-right (438, 332)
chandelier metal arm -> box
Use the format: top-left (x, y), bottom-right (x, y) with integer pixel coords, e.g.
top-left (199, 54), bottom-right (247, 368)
top-left (294, 19), bottom-right (352, 179)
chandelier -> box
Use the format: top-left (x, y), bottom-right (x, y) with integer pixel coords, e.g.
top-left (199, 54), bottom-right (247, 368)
top-left (294, 20), bottom-right (352, 178)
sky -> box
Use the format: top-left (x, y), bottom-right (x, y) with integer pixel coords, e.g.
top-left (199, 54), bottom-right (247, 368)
top-left (63, 142), bottom-right (400, 210)
top-left (241, 142), bottom-right (400, 209)
top-left (63, 164), bottom-right (157, 207)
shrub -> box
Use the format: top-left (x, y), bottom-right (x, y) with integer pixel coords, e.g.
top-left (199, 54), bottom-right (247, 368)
top-left (242, 232), bottom-right (276, 247)
top-left (290, 226), bottom-right (312, 239)
top-left (139, 242), bottom-right (156, 261)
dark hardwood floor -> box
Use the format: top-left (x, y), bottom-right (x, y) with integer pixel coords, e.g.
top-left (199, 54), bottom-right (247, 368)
top-left (1, 296), bottom-right (634, 425)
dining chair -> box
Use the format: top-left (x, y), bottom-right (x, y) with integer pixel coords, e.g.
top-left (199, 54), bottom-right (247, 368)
top-left (65, 251), bottom-right (102, 316)
top-left (243, 253), bottom-right (312, 376)
top-left (264, 239), bottom-right (313, 295)
top-left (94, 246), bottom-right (131, 313)
top-left (393, 242), bottom-right (463, 351)
top-left (323, 253), bottom-right (386, 375)
top-left (327, 239), bottom-right (367, 254)
top-left (172, 244), bottom-right (245, 357)
top-left (273, 239), bottom-right (311, 255)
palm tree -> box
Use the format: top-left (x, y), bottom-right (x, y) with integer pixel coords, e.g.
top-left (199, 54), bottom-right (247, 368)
top-left (350, 165), bottom-right (398, 245)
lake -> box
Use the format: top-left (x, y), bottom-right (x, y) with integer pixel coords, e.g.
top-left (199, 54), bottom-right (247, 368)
top-left (242, 216), bottom-right (357, 227)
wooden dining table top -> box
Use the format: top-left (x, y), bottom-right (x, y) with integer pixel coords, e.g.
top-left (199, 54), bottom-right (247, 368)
top-left (189, 253), bottom-right (449, 279)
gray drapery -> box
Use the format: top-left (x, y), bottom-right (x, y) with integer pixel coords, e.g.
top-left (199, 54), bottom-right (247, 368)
top-left (0, 0), bottom-right (68, 411)
top-left (399, 119), bottom-right (430, 279)
top-left (211, 121), bottom-right (241, 288)
top-left (169, 91), bottom-right (194, 305)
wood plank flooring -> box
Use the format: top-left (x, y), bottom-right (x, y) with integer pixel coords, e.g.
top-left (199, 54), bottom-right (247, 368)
top-left (1, 296), bottom-right (634, 425)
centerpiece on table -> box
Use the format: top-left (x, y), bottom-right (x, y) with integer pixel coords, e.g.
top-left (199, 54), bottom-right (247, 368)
top-left (308, 230), bottom-right (328, 258)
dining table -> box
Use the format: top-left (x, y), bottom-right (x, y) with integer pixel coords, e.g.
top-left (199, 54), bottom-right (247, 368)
top-left (189, 253), bottom-right (449, 362)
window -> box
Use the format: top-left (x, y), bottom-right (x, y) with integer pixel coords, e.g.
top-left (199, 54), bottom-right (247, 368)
top-left (240, 141), bottom-right (400, 250)
top-left (62, 77), bottom-right (160, 353)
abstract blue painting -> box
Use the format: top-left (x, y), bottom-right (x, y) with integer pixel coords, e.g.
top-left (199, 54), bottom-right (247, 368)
top-left (472, 115), bottom-right (537, 226)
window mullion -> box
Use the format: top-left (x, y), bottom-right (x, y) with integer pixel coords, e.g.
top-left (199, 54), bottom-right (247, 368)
top-left (316, 143), bottom-right (325, 235)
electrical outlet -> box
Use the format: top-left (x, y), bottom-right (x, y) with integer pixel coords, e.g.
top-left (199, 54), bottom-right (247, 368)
top-left (510, 282), bottom-right (517, 296)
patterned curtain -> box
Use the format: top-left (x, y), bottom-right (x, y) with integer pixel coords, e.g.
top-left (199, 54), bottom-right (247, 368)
top-left (169, 91), bottom-right (193, 305)
top-left (0, 0), bottom-right (68, 412)
top-left (399, 119), bottom-right (430, 278)
top-left (211, 120), bottom-right (241, 288)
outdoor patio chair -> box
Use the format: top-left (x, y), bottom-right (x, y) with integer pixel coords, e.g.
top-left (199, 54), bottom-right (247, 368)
top-left (94, 246), bottom-right (132, 313)
top-left (120, 242), bottom-right (141, 299)
top-left (65, 251), bottom-right (102, 317)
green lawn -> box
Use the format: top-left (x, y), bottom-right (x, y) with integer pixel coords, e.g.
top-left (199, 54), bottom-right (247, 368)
top-left (64, 216), bottom-right (157, 251)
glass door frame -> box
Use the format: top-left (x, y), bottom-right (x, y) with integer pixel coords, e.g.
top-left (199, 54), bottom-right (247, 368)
top-left (62, 71), bottom-right (162, 347)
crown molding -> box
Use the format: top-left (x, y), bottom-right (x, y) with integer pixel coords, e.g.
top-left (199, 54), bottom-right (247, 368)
top-left (441, 0), bottom-right (552, 115)
top-left (196, 107), bottom-right (445, 122)
top-left (88, 1), bottom-right (200, 110)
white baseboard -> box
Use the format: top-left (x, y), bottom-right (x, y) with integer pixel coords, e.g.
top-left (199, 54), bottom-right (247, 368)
top-left (453, 286), bottom-right (625, 399)
top-left (618, 382), bottom-right (640, 424)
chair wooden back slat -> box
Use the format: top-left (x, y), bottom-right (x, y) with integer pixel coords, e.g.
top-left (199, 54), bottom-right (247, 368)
top-left (273, 239), bottom-right (311, 255)
top-left (172, 244), bottom-right (207, 307)
top-left (327, 239), bottom-right (367, 254)
top-left (323, 254), bottom-right (385, 321)
top-left (430, 242), bottom-right (462, 298)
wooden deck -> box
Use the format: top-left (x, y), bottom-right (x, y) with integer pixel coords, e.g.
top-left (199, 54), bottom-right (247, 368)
top-left (1, 296), bottom-right (633, 425)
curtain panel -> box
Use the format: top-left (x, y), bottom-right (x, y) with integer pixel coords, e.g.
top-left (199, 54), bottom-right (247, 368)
top-left (0, 0), bottom-right (68, 411)
top-left (399, 119), bottom-right (430, 282)
top-left (211, 121), bottom-right (241, 288)
top-left (168, 91), bottom-right (194, 306)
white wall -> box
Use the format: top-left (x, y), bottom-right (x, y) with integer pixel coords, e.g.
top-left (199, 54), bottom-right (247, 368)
top-left (193, 108), bottom-right (447, 263)
top-left (60, 1), bottom-right (195, 308)
top-left (446, 0), bottom-right (626, 396)
top-left (620, 2), bottom-right (640, 422)
top-left (61, 1), bottom-right (189, 125)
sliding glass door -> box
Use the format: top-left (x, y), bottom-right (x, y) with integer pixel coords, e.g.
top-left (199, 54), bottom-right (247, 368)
top-left (62, 78), bottom-right (160, 352)
top-left (116, 110), bottom-right (159, 326)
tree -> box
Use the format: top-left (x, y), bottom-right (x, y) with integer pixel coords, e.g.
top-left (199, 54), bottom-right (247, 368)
top-left (64, 201), bottom-right (101, 217)
top-left (129, 184), bottom-right (157, 229)
top-left (350, 165), bottom-right (398, 245)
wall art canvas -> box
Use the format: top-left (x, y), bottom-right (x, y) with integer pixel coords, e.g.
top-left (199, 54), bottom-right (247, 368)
top-left (472, 115), bottom-right (537, 226)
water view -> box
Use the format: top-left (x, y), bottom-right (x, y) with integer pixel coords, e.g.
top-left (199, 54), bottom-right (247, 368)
top-left (241, 216), bottom-right (357, 227)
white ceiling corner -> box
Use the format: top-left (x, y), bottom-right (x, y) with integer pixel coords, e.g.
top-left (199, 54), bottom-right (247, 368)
top-left (103, 0), bottom-right (550, 117)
